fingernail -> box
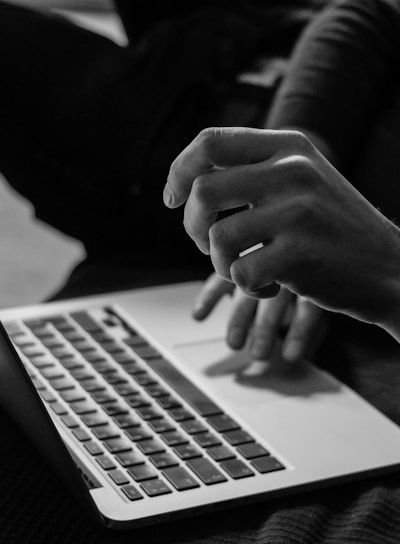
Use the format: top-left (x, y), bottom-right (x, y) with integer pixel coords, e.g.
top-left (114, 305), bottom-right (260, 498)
top-left (251, 339), bottom-right (270, 360)
top-left (227, 327), bottom-right (245, 350)
top-left (283, 341), bottom-right (300, 362)
top-left (163, 184), bottom-right (174, 207)
top-left (192, 302), bottom-right (206, 320)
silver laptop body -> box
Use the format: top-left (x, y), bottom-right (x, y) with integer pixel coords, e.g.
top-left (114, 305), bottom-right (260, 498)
top-left (0, 281), bottom-right (399, 529)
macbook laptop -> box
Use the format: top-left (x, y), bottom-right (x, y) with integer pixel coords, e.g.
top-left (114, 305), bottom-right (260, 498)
top-left (0, 281), bottom-right (400, 529)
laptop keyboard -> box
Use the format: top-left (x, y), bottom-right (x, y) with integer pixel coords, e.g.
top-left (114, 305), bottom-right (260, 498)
top-left (4, 308), bottom-right (285, 501)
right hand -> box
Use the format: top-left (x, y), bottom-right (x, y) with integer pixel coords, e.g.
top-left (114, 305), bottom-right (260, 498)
top-left (165, 128), bottom-right (400, 342)
top-left (193, 273), bottom-right (328, 363)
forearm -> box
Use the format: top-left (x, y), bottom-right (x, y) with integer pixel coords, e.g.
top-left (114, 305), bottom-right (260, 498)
top-left (267, 0), bottom-right (400, 171)
top-left (0, 2), bottom-right (134, 245)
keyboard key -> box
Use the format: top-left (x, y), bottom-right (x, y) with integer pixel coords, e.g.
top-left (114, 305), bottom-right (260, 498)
top-left (113, 383), bottom-right (139, 396)
top-left (113, 413), bottom-right (141, 429)
top-left (132, 372), bottom-right (157, 387)
top-left (148, 418), bottom-right (175, 434)
top-left (29, 355), bottom-right (55, 368)
top-left (236, 443), bottom-right (270, 460)
top-left (149, 452), bottom-right (179, 469)
top-left (223, 430), bottom-right (254, 446)
top-left (70, 400), bottom-right (97, 415)
top-left (124, 334), bottom-right (147, 348)
top-left (157, 395), bottom-right (182, 410)
top-left (126, 395), bottom-right (150, 409)
top-left (111, 352), bottom-right (137, 364)
top-left (186, 458), bottom-right (227, 485)
top-left (41, 336), bottom-right (64, 349)
top-left (116, 451), bottom-right (145, 468)
top-left (251, 456), bottom-right (285, 474)
top-left (180, 419), bottom-right (208, 435)
top-left (96, 454), bottom-right (116, 471)
top-left (90, 391), bottom-right (117, 404)
top-left (39, 390), bottom-right (57, 403)
top-left (133, 345), bottom-right (160, 360)
top-left (50, 318), bottom-right (74, 332)
top-left (162, 467), bottom-right (200, 491)
top-left (61, 330), bottom-right (86, 342)
top-left (128, 464), bottom-right (158, 482)
top-left (160, 430), bottom-right (188, 447)
top-left (101, 341), bottom-right (124, 354)
top-left (59, 389), bottom-right (86, 403)
top-left (120, 361), bottom-right (145, 375)
top-left (174, 444), bottom-right (203, 460)
top-left (84, 441), bottom-right (103, 456)
top-left (91, 331), bottom-right (113, 343)
top-left (12, 336), bottom-right (35, 349)
top-left (69, 369), bottom-right (95, 381)
top-left (104, 437), bottom-right (133, 453)
top-left (80, 379), bottom-right (105, 393)
top-left (5, 321), bottom-right (25, 336)
top-left (168, 408), bottom-right (193, 422)
top-left (20, 345), bottom-right (46, 357)
top-left (103, 373), bottom-right (127, 386)
top-left (207, 445), bottom-right (236, 462)
top-left (136, 406), bottom-right (163, 421)
top-left (83, 352), bottom-right (107, 364)
top-left (59, 356), bottom-right (84, 370)
top-left (91, 360), bottom-right (115, 373)
top-left (145, 384), bottom-right (169, 398)
top-left (109, 469), bottom-right (129, 486)
top-left (193, 432), bottom-right (221, 448)
top-left (50, 402), bottom-right (68, 415)
top-left (70, 340), bottom-right (95, 352)
top-left (60, 414), bottom-right (79, 428)
top-left (81, 412), bottom-right (108, 427)
top-left (31, 326), bottom-right (54, 339)
top-left (92, 425), bottom-right (120, 440)
top-left (140, 479), bottom-right (171, 497)
top-left (207, 414), bottom-right (240, 433)
top-left (102, 402), bottom-right (127, 417)
top-left (72, 428), bottom-right (91, 442)
top-left (125, 426), bottom-right (152, 442)
top-left (49, 377), bottom-right (75, 391)
top-left (49, 347), bottom-right (75, 359)
top-left (31, 377), bottom-right (46, 390)
top-left (136, 438), bottom-right (165, 455)
top-left (220, 459), bottom-right (254, 479)
top-left (39, 367), bottom-right (64, 380)
top-left (70, 311), bottom-right (102, 332)
top-left (121, 484), bottom-right (144, 501)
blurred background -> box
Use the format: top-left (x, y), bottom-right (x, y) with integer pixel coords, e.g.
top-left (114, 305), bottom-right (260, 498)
top-left (0, 0), bottom-right (126, 307)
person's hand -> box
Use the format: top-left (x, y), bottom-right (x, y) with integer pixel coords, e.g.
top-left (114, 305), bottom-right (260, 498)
top-left (193, 273), bottom-right (328, 362)
top-left (164, 127), bottom-right (400, 341)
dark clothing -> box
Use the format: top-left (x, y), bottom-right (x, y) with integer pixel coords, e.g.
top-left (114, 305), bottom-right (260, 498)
top-left (0, 0), bottom-right (317, 263)
top-left (1, 1), bottom-right (400, 543)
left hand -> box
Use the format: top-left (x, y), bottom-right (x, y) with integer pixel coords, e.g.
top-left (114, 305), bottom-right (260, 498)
top-left (193, 273), bottom-right (328, 362)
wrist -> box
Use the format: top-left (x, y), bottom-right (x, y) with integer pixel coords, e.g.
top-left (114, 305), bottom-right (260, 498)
top-left (375, 221), bottom-right (400, 343)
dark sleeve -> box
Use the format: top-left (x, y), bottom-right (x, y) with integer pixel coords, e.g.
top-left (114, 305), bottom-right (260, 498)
top-left (0, 2), bottom-right (139, 250)
top-left (267, 0), bottom-right (400, 170)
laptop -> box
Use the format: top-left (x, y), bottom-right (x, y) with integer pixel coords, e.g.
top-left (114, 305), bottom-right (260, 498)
top-left (0, 281), bottom-right (400, 529)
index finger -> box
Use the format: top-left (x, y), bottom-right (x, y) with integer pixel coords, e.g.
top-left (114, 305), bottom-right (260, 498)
top-left (164, 127), bottom-right (287, 209)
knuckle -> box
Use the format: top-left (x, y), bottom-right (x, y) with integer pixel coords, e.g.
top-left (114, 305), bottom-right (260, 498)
top-left (286, 129), bottom-right (312, 151)
top-left (183, 208), bottom-right (200, 240)
top-left (209, 220), bottom-right (230, 251)
top-left (192, 174), bottom-right (213, 206)
top-left (197, 127), bottom-right (224, 160)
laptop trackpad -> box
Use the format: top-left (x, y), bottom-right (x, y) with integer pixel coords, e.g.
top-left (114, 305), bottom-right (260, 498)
top-left (173, 338), bottom-right (340, 410)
